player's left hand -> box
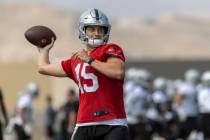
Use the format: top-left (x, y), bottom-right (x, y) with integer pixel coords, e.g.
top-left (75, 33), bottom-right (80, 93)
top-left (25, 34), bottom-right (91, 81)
top-left (75, 49), bottom-right (90, 63)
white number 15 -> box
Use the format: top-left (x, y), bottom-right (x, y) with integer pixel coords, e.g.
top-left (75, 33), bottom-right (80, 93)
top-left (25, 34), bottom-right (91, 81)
top-left (75, 63), bottom-right (99, 93)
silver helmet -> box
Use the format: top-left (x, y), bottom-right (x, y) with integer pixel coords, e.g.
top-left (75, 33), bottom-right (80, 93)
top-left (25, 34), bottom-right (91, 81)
top-left (153, 77), bottom-right (167, 91)
top-left (78, 8), bottom-right (111, 47)
top-left (125, 67), bottom-right (138, 80)
top-left (184, 69), bottom-right (200, 84)
top-left (201, 71), bottom-right (210, 86)
top-left (135, 68), bottom-right (153, 89)
top-left (26, 82), bottom-right (39, 98)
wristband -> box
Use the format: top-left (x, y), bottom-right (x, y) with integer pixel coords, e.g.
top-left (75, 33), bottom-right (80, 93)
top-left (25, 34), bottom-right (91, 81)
top-left (87, 57), bottom-right (95, 65)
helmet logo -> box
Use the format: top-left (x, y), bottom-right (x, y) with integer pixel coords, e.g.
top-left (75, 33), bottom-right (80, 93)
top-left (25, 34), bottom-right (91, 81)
top-left (94, 9), bottom-right (100, 20)
top-left (90, 9), bottom-right (100, 21)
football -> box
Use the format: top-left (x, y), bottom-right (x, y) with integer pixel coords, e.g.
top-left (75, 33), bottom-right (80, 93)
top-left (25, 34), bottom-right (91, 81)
top-left (24, 25), bottom-right (56, 48)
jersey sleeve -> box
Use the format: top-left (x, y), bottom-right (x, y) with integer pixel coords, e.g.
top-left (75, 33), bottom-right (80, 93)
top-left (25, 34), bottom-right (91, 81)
top-left (61, 57), bottom-right (73, 78)
top-left (104, 44), bottom-right (125, 62)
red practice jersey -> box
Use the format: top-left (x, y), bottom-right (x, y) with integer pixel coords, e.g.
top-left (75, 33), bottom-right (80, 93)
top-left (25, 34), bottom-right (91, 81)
top-left (61, 43), bottom-right (126, 123)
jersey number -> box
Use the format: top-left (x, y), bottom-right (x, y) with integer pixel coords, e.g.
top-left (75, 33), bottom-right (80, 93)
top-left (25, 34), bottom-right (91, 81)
top-left (75, 63), bottom-right (99, 93)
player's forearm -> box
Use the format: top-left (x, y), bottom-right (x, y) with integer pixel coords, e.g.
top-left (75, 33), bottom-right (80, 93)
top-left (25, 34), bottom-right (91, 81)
top-left (38, 50), bottom-right (50, 65)
top-left (19, 110), bottom-right (26, 124)
top-left (38, 50), bottom-right (50, 73)
top-left (175, 94), bottom-right (183, 106)
top-left (91, 60), bottom-right (125, 80)
top-left (69, 112), bottom-right (76, 126)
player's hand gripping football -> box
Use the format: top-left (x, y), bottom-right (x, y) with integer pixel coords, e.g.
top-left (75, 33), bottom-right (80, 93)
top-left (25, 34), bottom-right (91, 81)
top-left (38, 38), bottom-right (55, 53)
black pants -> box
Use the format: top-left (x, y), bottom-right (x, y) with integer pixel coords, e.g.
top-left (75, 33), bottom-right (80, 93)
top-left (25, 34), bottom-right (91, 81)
top-left (128, 122), bottom-right (150, 140)
top-left (178, 116), bottom-right (197, 139)
top-left (45, 125), bottom-right (55, 138)
top-left (198, 113), bottom-right (210, 139)
top-left (71, 125), bottom-right (129, 140)
top-left (14, 124), bottom-right (31, 140)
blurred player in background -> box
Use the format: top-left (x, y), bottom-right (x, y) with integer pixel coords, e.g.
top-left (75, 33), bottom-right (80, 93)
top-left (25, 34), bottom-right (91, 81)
top-left (174, 69), bottom-right (199, 139)
top-left (36, 8), bottom-right (128, 140)
top-left (124, 68), bottom-right (151, 140)
top-left (0, 88), bottom-right (9, 140)
top-left (197, 71), bottom-right (210, 140)
top-left (9, 82), bottom-right (39, 140)
top-left (45, 94), bottom-right (56, 140)
top-left (57, 88), bottom-right (78, 140)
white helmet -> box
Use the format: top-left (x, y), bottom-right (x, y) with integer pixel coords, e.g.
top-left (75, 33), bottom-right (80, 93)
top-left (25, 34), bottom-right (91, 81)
top-left (153, 77), bottom-right (167, 91)
top-left (201, 71), bottom-right (210, 86)
top-left (135, 68), bottom-right (153, 89)
top-left (78, 8), bottom-right (111, 47)
top-left (135, 69), bottom-right (153, 82)
top-left (184, 69), bottom-right (200, 84)
top-left (26, 82), bottom-right (39, 98)
top-left (125, 67), bottom-right (138, 80)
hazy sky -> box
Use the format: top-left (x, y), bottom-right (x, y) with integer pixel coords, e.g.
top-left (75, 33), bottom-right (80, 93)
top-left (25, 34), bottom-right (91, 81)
top-left (1, 0), bottom-right (210, 19)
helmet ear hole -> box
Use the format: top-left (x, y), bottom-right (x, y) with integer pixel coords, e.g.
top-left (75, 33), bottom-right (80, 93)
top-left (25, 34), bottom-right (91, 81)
top-left (84, 26), bottom-right (88, 33)
top-left (103, 27), bottom-right (108, 34)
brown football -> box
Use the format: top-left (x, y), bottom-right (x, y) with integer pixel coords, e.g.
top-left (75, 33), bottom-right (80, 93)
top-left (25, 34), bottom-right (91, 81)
top-left (24, 25), bottom-right (56, 48)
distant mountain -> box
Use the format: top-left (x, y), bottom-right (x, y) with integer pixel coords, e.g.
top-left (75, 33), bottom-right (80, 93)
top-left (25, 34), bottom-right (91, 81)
top-left (113, 15), bottom-right (210, 61)
top-left (1, 4), bottom-right (210, 63)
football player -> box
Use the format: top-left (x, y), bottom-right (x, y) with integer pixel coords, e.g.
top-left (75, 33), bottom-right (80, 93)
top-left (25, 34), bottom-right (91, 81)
top-left (0, 88), bottom-right (8, 140)
top-left (36, 8), bottom-right (128, 140)
top-left (174, 69), bottom-right (200, 139)
top-left (11, 82), bottom-right (39, 140)
top-left (124, 68), bottom-right (151, 140)
top-left (197, 71), bottom-right (210, 140)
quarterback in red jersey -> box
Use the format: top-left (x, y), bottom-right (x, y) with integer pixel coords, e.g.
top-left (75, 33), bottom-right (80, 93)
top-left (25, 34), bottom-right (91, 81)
top-left (37, 8), bottom-right (128, 140)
